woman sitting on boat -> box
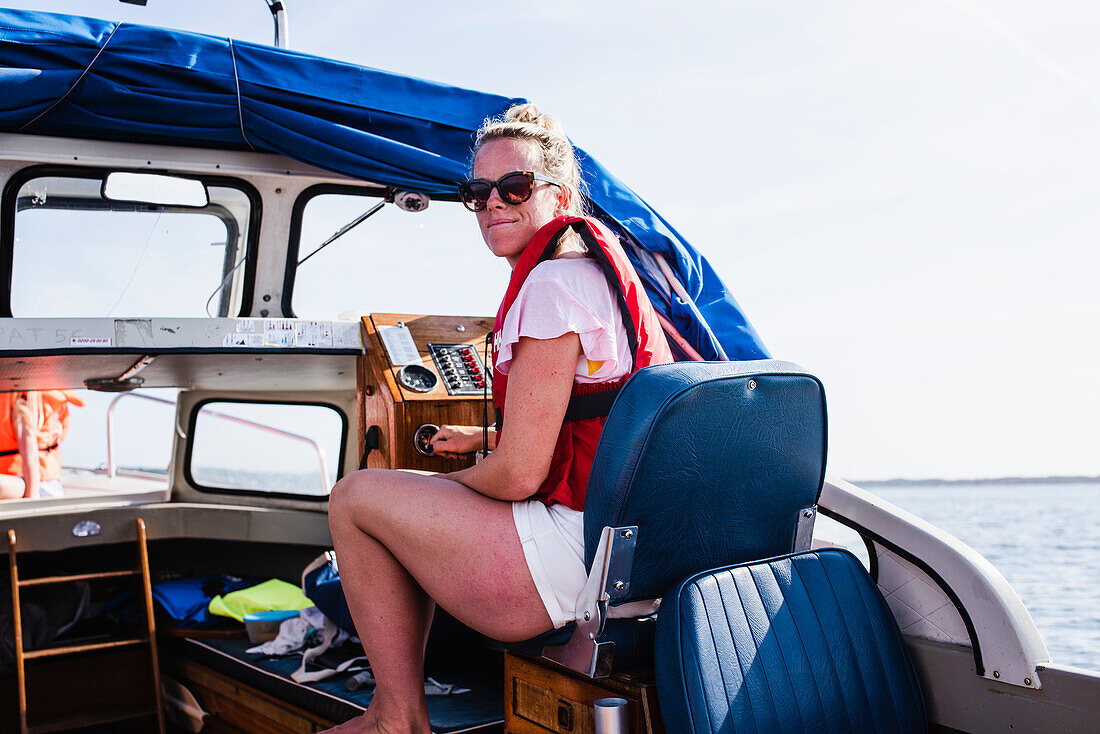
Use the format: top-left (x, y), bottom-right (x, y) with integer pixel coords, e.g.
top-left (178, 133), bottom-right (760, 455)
top-left (326, 104), bottom-right (672, 734)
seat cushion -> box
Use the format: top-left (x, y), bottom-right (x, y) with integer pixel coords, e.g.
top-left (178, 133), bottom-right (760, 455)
top-left (656, 549), bottom-right (926, 734)
top-left (584, 361), bottom-right (827, 600)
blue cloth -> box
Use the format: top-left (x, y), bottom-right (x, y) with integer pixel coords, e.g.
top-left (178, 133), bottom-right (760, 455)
top-left (0, 9), bottom-right (769, 360)
top-left (104, 574), bottom-right (256, 629)
top-left (155, 575), bottom-right (256, 627)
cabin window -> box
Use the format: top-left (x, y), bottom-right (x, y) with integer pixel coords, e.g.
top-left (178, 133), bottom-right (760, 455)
top-left (287, 186), bottom-right (507, 320)
top-left (8, 170), bottom-right (257, 318)
top-left (186, 400), bottom-right (345, 498)
top-left (6, 387), bottom-right (177, 500)
top-left (86, 388), bottom-right (178, 477)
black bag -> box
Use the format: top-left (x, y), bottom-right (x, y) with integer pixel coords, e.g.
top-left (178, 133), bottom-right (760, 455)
top-left (0, 580), bottom-right (90, 674)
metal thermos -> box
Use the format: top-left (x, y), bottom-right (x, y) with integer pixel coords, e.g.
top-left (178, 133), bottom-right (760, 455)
top-left (593, 697), bottom-right (629, 734)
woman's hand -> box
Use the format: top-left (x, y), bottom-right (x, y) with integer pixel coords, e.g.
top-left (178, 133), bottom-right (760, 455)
top-left (430, 424), bottom-right (495, 459)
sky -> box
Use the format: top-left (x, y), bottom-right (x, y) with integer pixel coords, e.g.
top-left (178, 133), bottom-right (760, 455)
top-left (6, 0), bottom-right (1100, 481)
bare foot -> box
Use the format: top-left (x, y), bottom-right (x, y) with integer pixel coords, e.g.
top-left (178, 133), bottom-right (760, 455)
top-left (318, 707), bottom-right (430, 734)
top-left (317, 714), bottom-right (366, 733)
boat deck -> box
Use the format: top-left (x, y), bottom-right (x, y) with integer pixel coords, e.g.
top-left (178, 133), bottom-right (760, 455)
top-left (165, 634), bottom-right (505, 733)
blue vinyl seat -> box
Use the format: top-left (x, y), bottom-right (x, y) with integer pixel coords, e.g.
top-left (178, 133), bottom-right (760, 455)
top-left (540, 360), bottom-right (828, 676)
top-left (656, 549), bottom-right (927, 734)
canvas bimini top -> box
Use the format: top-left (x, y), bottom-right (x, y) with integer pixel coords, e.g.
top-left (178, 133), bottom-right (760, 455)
top-left (0, 8), bottom-right (768, 361)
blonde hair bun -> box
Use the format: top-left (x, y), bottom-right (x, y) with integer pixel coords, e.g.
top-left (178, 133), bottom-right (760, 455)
top-left (474, 103), bottom-right (586, 216)
top-left (503, 103), bottom-right (566, 137)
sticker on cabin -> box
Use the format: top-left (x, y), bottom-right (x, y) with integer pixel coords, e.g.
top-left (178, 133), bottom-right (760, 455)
top-left (296, 321), bottom-right (333, 348)
top-left (263, 320), bottom-right (297, 347)
top-left (236, 319), bottom-right (257, 333)
top-left (70, 337), bottom-right (112, 347)
top-left (377, 323), bottom-right (422, 365)
top-left (223, 333), bottom-right (264, 348)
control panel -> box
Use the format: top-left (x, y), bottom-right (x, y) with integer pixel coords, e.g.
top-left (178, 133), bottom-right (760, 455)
top-left (360, 313), bottom-right (494, 473)
top-left (428, 343), bottom-right (490, 395)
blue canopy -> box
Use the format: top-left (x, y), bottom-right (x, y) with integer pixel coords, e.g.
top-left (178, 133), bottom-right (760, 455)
top-left (0, 9), bottom-right (768, 360)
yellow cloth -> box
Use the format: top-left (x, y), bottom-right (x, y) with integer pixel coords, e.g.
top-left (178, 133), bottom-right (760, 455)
top-left (207, 579), bottom-right (313, 622)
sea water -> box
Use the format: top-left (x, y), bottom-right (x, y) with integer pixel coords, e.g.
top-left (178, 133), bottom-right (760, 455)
top-left (853, 481), bottom-right (1100, 671)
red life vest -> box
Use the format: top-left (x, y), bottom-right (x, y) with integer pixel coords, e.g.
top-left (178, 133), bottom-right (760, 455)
top-left (492, 216), bottom-right (673, 511)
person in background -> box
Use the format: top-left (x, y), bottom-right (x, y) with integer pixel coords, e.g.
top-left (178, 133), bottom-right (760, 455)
top-left (0, 390), bottom-right (84, 499)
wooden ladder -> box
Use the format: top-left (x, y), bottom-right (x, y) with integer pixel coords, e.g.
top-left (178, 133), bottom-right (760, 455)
top-left (7, 518), bottom-right (166, 734)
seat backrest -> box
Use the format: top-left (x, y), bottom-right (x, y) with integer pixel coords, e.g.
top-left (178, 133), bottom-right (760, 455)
top-left (584, 360), bottom-right (826, 601)
top-left (656, 549), bottom-right (927, 734)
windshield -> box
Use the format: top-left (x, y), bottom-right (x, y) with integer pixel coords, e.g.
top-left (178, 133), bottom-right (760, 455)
top-left (9, 171), bottom-right (255, 318)
top-left (290, 189), bottom-right (507, 320)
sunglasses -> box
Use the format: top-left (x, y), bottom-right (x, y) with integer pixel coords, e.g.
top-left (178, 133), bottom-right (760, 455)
top-left (458, 170), bottom-right (562, 212)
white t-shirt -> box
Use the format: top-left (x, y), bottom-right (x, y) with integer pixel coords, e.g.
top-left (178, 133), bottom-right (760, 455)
top-left (495, 258), bottom-right (631, 383)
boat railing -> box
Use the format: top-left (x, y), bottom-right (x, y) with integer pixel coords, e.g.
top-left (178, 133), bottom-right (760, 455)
top-left (106, 393), bottom-right (331, 494)
top-left (819, 476), bottom-right (1050, 690)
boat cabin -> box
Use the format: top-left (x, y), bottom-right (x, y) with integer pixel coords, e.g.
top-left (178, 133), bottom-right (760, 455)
top-left (1, 9), bottom-right (1098, 734)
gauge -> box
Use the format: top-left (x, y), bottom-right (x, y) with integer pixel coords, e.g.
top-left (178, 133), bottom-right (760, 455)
top-left (397, 364), bottom-right (438, 393)
top-left (413, 424), bottom-right (439, 456)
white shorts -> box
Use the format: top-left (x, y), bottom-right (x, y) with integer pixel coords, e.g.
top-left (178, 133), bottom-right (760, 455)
top-left (512, 500), bottom-right (587, 629)
top-left (38, 479), bottom-right (63, 498)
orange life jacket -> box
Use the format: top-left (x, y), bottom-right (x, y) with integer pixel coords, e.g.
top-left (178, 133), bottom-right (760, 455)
top-left (0, 390), bottom-right (83, 480)
top-left (492, 216), bottom-right (673, 511)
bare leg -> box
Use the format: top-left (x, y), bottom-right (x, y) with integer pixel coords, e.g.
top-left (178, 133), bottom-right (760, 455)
top-left (323, 469), bottom-right (554, 734)
top-left (0, 475), bottom-right (25, 500)
top-left (326, 515), bottom-right (434, 733)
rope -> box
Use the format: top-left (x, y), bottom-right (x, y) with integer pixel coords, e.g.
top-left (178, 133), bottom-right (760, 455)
top-left (228, 39), bottom-right (257, 151)
top-left (20, 22), bottom-right (122, 131)
top-left (653, 251), bottom-right (729, 361)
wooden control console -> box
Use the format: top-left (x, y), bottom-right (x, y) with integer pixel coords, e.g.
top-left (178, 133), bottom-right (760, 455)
top-left (359, 313), bottom-right (495, 472)
top-left (504, 652), bottom-right (664, 734)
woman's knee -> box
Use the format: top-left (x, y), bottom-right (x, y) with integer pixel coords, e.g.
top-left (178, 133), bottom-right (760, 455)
top-left (330, 469), bottom-right (379, 507)
top-left (328, 468), bottom-right (406, 528)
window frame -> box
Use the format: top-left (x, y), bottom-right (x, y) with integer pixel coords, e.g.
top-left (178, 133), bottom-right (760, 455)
top-left (0, 164), bottom-right (262, 318)
top-left (183, 396), bottom-right (349, 502)
top-left (282, 182), bottom-right (466, 318)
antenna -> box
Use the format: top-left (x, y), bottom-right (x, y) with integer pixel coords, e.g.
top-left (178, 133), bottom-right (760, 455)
top-left (263, 0), bottom-right (290, 48)
top-left (117, 1), bottom-right (291, 49)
